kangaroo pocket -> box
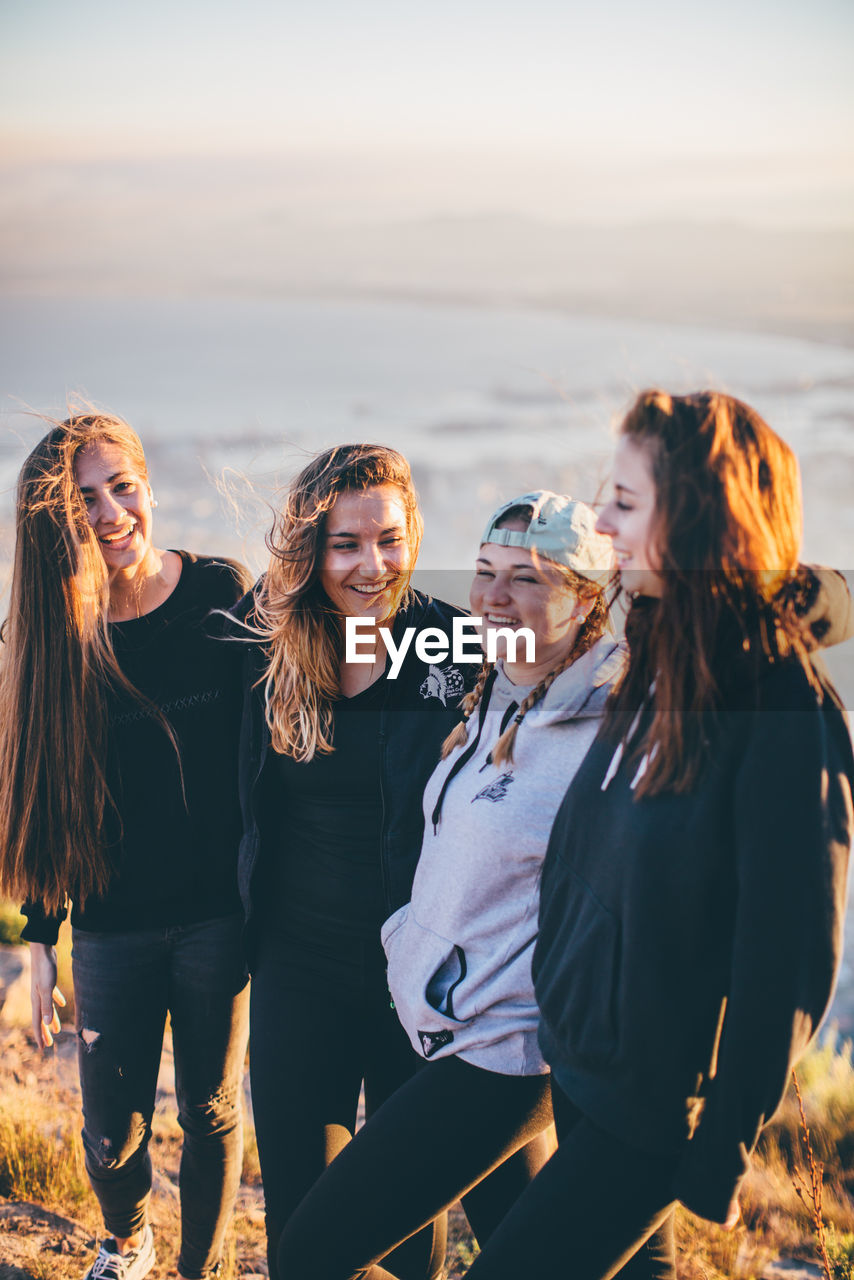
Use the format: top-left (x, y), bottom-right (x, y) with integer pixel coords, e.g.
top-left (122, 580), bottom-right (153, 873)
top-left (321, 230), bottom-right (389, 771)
top-left (536, 865), bottom-right (622, 1070)
top-left (382, 904), bottom-right (474, 1058)
top-left (425, 943), bottom-right (469, 1021)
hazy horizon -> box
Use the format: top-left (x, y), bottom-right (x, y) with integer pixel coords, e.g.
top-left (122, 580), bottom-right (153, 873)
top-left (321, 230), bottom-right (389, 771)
top-left (4, 0), bottom-right (852, 334)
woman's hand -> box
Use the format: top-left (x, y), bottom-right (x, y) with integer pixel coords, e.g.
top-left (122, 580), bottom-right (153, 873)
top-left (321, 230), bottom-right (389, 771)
top-left (722, 1197), bottom-right (741, 1231)
top-left (29, 943), bottom-right (66, 1049)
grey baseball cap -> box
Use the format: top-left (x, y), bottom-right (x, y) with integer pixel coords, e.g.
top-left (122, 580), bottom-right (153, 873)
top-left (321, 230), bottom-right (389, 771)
top-left (480, 490), bottom-right (614, 577)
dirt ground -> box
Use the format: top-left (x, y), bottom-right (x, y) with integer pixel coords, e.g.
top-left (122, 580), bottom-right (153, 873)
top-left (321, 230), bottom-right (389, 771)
top-left (0, 1024), bottom-right (477, 1279)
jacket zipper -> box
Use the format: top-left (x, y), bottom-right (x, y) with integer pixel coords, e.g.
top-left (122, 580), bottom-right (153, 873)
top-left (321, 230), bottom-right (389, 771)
top-left (378, 715), bottom-right (391, 912)
top-left (245, 647), bottom-right (272, 920)
top-left (378, 590), bottom-right (428, 913)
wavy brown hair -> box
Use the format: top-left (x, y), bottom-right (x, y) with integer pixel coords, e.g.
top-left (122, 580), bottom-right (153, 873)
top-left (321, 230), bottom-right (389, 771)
top-left (253, 443), bottom-right (423, 761)
top-left (0, 413), bottom-right (157, 913)
top-left (604, 389), bottom-right (811, 797)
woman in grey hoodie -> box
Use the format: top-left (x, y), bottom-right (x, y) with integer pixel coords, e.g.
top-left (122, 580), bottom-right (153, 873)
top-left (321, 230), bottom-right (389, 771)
top-left (276, 492), bottom-right (675, 1280)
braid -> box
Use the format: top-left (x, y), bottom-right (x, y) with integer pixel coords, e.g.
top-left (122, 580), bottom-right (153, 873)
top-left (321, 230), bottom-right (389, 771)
top-left (491, 651), bottom-right (574, 766)
top-left (441, 660), bottom-right (492, 758)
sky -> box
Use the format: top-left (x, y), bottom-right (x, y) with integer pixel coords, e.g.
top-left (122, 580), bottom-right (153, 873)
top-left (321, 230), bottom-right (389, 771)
top-left (2, 0), bottom-right (853, 227)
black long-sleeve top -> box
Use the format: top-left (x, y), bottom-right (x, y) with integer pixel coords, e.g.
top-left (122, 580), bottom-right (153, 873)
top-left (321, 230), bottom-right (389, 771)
top-left (22, 552), bottom-right (250, 945)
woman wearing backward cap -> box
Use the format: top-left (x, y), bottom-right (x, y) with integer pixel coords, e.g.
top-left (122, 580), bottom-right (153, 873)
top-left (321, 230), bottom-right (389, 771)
top-left (276, 490), bottom-right (677, 1280)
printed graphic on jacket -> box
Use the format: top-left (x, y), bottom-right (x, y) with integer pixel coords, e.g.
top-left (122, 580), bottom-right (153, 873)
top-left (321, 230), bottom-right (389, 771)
top-left (471, 772), bottom-right (515, 803)
top-left (418, 1029), bottom-right (455, 1058)
top-left (419, 665), bottom-right (465, 706)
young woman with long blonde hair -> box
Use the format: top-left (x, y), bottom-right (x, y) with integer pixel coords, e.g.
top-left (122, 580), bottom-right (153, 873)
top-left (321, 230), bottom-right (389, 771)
top-left (0, 413), bottom-right (250, 1280)
top-left (234, 445), bottom-right (557, 1280)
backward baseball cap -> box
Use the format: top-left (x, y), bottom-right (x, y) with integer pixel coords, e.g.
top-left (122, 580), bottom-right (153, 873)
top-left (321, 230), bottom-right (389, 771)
top-left (481, 491), bottom-right (615, 578)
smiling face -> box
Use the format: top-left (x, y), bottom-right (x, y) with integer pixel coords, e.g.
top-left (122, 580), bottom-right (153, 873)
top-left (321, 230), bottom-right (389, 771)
top-left (319, 484), bottom-right (412, 624)
top-left (469, 525), bottom-right (586, 683)
top-left (595, 437), bottom-right (663, 599)
top-left (74, 441), bottom-right (155, 580)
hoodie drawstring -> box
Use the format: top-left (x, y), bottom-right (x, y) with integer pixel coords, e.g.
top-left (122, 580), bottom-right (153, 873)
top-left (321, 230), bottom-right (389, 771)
top-left (431, 669), bottom-right (497, 832)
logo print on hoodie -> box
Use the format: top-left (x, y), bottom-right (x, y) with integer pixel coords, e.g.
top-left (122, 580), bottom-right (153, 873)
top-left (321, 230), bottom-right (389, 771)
top-left (418, 1029), bottom-right (455, 1058)
top-left (472, 772), bottom-right (515, 803)
top-left (419, 664), bottom-right (465, 707)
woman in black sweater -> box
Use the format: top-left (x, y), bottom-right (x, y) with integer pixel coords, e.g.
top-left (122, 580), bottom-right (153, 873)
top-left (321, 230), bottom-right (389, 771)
top-left (236, 444), bottom-right (557, 1280)
top-left (0, 414), bottom-right (250, 1280)
top-left (463, 390), bottom-right (854, 1279)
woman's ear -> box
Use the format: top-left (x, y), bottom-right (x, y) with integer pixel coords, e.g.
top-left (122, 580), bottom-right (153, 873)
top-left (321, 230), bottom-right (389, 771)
top-left (571, 593), bottom-right (598, 625)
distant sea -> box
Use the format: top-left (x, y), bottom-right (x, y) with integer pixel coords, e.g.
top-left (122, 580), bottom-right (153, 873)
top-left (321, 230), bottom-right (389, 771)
top-left (1, 295), bottom-right (853, 560)
top-left (1, 293), bottom-right (853, 1026)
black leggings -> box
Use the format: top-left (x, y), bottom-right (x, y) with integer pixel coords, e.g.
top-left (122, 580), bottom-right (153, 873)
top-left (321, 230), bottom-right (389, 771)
top-left (276, 1057), bottom-right (675, 1280)
top-left (249, 924), bottom-right (447, 1280)
top-left (462, 1086), bottom-right (679, 1280)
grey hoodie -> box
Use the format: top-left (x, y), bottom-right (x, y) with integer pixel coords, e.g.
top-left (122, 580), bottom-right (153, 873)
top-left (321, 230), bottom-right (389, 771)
top-left (382, 634), bottom-right (625, 1076)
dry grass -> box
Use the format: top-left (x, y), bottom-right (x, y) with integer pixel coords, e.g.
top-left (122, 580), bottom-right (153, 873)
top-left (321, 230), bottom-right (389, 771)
top-left (2, 977), bottom-right (853, 1277)
top-left (0, 1114), bottom-right (267, 1280)
top-left (826, 1228), bottom-right (854, 1279)
top-left (241, 1123), bottom-right (262, 1188)
top-left (0, 1025), bottom-right (266, 1280)
top-left (674, 1030), bottom-right (854, 1278)
top-left (0, 900), bottom-right (26, 946)
top-left (0, 1104), bottom-right (89, 1208)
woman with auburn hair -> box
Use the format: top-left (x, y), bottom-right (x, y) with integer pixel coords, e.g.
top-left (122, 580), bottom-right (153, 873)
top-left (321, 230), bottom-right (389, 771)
top-left (458, 390), bottom-right (854, 1279)
top-left (234, 442), bottom-right (475, 1280)
top-left (0, 413), bottom-right (250, 1280)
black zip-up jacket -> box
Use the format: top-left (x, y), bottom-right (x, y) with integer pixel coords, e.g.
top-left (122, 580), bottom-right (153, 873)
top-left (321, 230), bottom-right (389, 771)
top-left (534, 656), bottom-right (854, 1224)
top-left (231, 586), bottom-right (476, 945)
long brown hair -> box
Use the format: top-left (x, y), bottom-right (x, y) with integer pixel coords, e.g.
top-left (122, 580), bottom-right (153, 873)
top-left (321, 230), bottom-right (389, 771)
top-left (604, 388), bottom-right (809, 796)
top-left (0, 413), bottom-right (158, 912)
top-left (253, 443), bottom-right (423, 762)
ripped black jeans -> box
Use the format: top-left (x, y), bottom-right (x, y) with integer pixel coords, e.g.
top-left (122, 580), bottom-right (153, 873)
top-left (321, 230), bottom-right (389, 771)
top-left (71, 916), bottom-right (250, 1280)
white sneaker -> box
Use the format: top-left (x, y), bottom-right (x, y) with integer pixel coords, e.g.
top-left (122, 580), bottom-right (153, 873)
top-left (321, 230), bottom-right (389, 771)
top-left (84, 1225), bottom-right (156, 1280)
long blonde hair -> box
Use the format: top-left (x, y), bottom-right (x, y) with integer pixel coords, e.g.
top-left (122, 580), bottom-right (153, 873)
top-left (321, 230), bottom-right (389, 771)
top-left (253, 444), bottom-right (423, 761)
top-left (0, 414), bottom-right (155, 912)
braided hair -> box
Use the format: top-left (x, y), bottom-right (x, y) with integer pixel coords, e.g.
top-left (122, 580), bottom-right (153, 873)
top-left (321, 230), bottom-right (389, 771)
top-left (440, 659), bottom-right (492, 758)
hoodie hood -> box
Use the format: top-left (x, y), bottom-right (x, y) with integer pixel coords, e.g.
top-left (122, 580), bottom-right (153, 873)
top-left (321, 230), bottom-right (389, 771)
top-left (512, 634), bottom-right (625, 730)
